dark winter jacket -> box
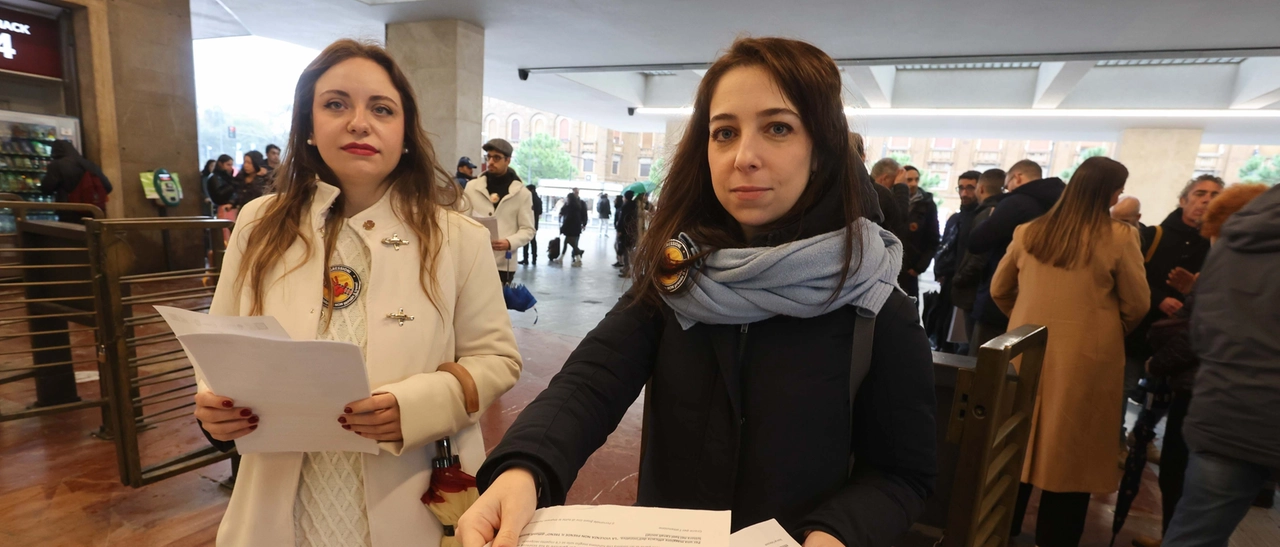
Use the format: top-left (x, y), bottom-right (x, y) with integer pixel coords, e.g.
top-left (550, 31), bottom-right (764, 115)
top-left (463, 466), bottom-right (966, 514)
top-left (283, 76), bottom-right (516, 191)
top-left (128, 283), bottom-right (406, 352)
top-left (951, 196), bottom-right (1002, 311)
top-left (935, 201), bottom-right (978, 280)
top-left (40, 140), bottom-right (113, 201)
top-left (1184, 184), bottom-right (1280, 470)
top-left (597, 196), bottom-right (612, 218)
top-left (478, 191), bottom-right (938, 546)
top-left (903, 190), bottom-right (940, 275)
top-left (202, 170), bottom-right (237, 208)
top-left (1147, 295), bottom-right (1197, 392)
top-left (1124, 209), bottom-right (1212, 361)
top-left (455, 171), bottom-right (473, 187)
top-left (528, 185), bottom-right (542, 224)
top-left (872, 183), bottom-right (908, 242)
top-left (967, 178), bottom-right (1065, 327)
top-left (232, 151), bottom-right (271, 209)
top-left (559, 194), bottom-right (586, 237)
top-left (617, 198), bottom-right (639, 246)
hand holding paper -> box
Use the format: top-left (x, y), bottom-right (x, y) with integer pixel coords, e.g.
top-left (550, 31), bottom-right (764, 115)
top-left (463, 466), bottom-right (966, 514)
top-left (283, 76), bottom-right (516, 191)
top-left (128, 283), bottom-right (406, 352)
top-left (157, 306), bottom-right (378, 454)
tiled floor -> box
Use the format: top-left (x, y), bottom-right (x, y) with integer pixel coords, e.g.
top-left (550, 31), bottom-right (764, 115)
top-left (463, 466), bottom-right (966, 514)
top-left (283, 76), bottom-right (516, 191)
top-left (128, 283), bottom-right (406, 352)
top-left (1, 220), bottom-right (1275, 546)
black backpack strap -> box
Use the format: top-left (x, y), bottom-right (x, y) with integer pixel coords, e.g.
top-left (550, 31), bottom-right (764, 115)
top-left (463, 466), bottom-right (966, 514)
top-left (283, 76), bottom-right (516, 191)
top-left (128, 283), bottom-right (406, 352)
top-left (848, 312), bottom-right (876, 474)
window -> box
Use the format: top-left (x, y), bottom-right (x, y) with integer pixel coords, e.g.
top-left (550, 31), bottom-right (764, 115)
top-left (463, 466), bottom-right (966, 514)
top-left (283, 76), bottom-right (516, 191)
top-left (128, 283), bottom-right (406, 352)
top-left (1025, 140), bottom-right (1054, 173)
top-left (642, 133), bottom-right (654, 149)
top-left (1026, 140), bottom-right (1053, 152)
top-left (558, 118), bottom-right (570, 142)
top-left (931, 138), bottom-right (954, 150)
top-left (639, 158), bottom-right (653, 178)
top-left (1196, 144), bottom-right (1225, 174)
top-left (508, 117), bottom-right (521, 143)
top-left (582, 152), bottom-right (595, 172)
top-left (612, 154), bottom-right (621, 175)
top-left (533, 118), bottom-right (546, 136)
top-left (976, 139), bottom-right (1003, 152)
top-left (611, 130), bottom-right (622, 145)
top-left (486, 117), bottom-right (498, 140)
top-left (887, 137), bottom-right (911, 150)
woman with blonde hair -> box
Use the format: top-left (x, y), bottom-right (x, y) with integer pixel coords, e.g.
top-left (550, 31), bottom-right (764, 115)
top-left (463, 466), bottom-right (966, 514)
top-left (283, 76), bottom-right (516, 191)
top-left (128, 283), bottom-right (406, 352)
top-left (191, 39), bottom-right (521, 546)
top-left (991, 156), bottom-right (1150, 547)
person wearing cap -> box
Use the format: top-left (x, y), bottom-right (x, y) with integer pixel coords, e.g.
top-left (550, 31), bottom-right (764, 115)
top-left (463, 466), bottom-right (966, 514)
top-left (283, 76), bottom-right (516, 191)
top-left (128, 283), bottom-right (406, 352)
top-left (461, 139), bottom-right (536, 284)
top-left (456, 156), bottom-right (478, 187)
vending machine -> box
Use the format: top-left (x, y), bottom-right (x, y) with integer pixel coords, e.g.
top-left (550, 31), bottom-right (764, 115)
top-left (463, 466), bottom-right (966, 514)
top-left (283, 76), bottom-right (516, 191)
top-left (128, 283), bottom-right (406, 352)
top-left (0, 109), bottom-right (82, 228)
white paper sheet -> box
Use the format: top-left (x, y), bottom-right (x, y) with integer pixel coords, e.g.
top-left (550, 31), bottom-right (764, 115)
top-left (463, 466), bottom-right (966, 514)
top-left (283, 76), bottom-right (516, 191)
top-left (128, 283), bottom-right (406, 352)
top-left (475, 215), bottom-right (501, 240)
top-left (155, 306), bottom-right (378, 455)
top-left (515, 505), bottom-right (731, 547)
top-left (729, 520), bottom-right (801, 547)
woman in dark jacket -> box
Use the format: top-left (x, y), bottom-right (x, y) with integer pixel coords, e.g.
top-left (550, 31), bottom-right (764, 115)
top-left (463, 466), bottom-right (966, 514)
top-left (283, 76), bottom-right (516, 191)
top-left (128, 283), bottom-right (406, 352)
top-left (232, 150), bottom-right (271, 209)
top-left (559, 192), bottom-right (586, 265)
top-left (458, 37), bottom-right (936, 547)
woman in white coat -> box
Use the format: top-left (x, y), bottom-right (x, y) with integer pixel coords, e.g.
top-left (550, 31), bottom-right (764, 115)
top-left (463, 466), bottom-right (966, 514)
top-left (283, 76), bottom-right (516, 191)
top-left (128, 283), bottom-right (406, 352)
top-left (461, 138), bottom-right (536, 285)
top-left (192, 39), bottom-right (522, 547)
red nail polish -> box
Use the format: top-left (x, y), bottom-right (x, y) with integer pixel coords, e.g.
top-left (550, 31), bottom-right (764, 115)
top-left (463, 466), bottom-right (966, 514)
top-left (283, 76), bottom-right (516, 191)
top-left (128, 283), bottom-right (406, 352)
top-left (250, 425), bottom-right (258, 430)
top-left (240, 409), bottom-right (251, 417)
top-left (221, 400), bottom-right (233, 408)
top-left (344, 407), bottom-right (353, 414)
top-left (342, 424), bottom-right (351, 430)
top-left (248, 416), bottom-right (259, 424)
top-left (338, 417), bottom-right (346, 424)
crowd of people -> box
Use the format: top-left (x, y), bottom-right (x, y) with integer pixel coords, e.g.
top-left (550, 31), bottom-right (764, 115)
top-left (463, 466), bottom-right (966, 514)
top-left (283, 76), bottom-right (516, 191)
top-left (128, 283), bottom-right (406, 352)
top-left (169, 33), bottom-right (1279, 547)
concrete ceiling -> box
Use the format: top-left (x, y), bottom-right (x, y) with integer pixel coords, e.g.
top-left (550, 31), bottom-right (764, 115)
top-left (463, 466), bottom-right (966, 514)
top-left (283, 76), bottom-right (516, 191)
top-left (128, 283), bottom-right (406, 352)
top-left (202, 0), bottom-right (1280, 142)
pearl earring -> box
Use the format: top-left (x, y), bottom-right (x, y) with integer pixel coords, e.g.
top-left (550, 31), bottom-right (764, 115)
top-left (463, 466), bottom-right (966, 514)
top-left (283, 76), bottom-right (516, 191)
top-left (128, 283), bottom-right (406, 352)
top-left (306, 138), bottom-right (314, 145)
top-left (403, 147), bottom-right (409, 154)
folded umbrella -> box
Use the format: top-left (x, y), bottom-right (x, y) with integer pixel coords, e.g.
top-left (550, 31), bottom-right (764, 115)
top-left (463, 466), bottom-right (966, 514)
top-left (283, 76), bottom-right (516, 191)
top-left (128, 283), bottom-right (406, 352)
top-left (423, 437), bottom-right (479, 547)
top-left (1110, 375), bottom-right (1172, 547)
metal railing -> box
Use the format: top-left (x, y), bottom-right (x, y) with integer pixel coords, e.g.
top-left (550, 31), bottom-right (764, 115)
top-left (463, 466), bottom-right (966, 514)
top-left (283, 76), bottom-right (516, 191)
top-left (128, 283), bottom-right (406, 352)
top-left (0, 200), bottom-right (107, 426)
top-left (86, 216), bottom-right (236, 487)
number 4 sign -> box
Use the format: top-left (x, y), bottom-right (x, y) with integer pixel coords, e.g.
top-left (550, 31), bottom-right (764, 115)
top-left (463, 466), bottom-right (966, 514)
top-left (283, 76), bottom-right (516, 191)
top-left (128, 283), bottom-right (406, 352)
top-left (0, 32), bottom-right (15, 60)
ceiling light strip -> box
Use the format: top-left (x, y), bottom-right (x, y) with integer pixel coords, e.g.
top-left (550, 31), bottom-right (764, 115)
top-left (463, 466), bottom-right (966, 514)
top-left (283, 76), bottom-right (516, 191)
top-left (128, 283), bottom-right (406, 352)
top-left (629, 107), bottom-right (1280, 118)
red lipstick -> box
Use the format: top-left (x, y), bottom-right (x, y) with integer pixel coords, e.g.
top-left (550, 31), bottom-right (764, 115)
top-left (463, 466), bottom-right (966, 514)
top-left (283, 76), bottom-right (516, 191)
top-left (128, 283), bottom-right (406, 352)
top-left (341, 142), bottom-right (379, 156)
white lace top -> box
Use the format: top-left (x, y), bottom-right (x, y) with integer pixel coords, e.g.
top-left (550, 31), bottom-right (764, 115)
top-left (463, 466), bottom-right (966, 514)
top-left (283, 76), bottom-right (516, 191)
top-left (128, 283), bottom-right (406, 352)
top-left (293, 221), bottom-right (373, 547)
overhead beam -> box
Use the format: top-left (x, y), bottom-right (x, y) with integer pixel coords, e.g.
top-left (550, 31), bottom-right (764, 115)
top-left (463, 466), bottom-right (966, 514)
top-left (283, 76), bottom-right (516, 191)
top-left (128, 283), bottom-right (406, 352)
top-left (517, 46), bottom-right (1280, 78)
top-left (845, 66), bottom-right (895, 108)
top-left (1033, 61), bottom-right (1094, 108)
top-left (1231, 57), bottom-right (1280, 109)
top-left (557, 72), bottom-right (647, 106)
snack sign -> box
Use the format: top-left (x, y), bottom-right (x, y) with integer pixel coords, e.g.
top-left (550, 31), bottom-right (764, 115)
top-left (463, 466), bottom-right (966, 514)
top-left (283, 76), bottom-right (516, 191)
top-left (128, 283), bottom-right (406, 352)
top-left (0, 6), bottom-right (62, 80)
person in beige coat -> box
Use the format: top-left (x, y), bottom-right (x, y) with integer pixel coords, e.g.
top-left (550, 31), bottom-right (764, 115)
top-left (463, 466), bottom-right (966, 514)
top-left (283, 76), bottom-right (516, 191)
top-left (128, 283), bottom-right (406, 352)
top-left (991, 156), bottom-right (1150, 547)
top-left (461, 138), bottom-right (536, 285)
top-left (192, 40), bottom-right (521, 547)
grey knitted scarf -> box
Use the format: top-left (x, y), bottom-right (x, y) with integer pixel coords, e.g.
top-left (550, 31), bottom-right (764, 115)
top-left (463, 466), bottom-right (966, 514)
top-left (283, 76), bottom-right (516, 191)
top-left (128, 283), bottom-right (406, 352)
top-left (661, 218), bottom-right (903, 329)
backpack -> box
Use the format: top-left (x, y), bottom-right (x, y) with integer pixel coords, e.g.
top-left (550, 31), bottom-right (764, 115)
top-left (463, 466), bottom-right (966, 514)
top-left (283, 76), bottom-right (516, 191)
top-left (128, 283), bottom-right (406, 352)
top-left (67, 170), bottom-right (108, 211)
top-left (547, 237), bottom-right (561, 260)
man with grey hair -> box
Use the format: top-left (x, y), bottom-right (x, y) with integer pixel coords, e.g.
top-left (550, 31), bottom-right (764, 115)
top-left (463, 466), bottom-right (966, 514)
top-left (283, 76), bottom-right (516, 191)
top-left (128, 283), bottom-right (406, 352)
top-left (868, 157), bottom-right (908, 243)
top-left (1111, 195), bottom-right (1143, 229)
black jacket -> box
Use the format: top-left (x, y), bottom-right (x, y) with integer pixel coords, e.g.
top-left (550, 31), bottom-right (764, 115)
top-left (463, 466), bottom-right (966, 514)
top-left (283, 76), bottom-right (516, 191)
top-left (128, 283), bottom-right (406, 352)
top-left (617, 199), bottom-right (639, 245)
top-left (935, 201), bottom-right (978, 280)
top-left (1185, 184), bottom-right (1280, 470)
top-left (951, 196), bottom-right (1001, 311)
top-left (40, 140), bottom-right (112, 201)
top-left (528, 186), bottom-right (543, 219)
top-left (872, 183), bottom-right (908, 242)
top-left (598, 196), bottom-right (612, 218)
top-left (967, 178), bottom-right (1065, 326)
top-left (560, 194), bottom-right (586, 237)
top-left (478, 289), bottom-right (936, 546)
top-left (1123, 209), bottom-right (1211, 360)
top-left (202, 170), bottom-right (237, 208)
top-left (902, 190), bottom-right (940, 275)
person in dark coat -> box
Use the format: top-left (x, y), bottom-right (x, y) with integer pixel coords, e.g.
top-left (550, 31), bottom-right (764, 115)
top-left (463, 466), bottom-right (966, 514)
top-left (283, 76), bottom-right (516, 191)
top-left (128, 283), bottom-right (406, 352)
top-left (930, 170), bottom-right (981, 352)
top-left (232, 150), bottom-right (271, 210)
top-left (966, 160), bottom-right (1064, 353)
top-left (597, 193), bottom-right (612, 225)
top-left (1129, 183), bottom-right (1270, 547)
top-left (899, 165), bottom-right (939, 298)
top-left (868, 157), bottom-right (909, 241)
top-left (615, 190), bottom-right (638, 275)
top-left (456, 156), bottom-right (477, 187)
top-left (1162, 183), bottom-right (1280, 547)
top-left (1122, 175), bottom-right (1223, 403)
top-left (519, 184), bottom-right (542, 265)
top-left (202, 154), bottom-right (238, 215)
top-left (559, 191), bottom-right (586, 265)
top-left (951, 169), bottom-right (1005, 348)
top-left (40, 140), bottom-right (113, 221)
top-left (457, 37), bottom-right (936, 547)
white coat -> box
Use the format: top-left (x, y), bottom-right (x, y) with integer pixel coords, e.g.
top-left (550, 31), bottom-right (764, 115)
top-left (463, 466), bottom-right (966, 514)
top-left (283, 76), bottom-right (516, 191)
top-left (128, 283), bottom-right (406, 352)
top-left (461, 175), bottom-right (536, 272)
top-left (204, 181), bottom-right (522, 546)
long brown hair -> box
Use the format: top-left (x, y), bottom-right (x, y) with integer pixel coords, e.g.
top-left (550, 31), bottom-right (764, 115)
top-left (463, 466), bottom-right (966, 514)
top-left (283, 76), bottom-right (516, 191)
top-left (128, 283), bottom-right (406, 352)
top-left (1024, 156), bottom-right (1128, 269)
top-left (234, 39), bottom-right (460, 316)
top-left (631, 37), bottom-right (865, 306)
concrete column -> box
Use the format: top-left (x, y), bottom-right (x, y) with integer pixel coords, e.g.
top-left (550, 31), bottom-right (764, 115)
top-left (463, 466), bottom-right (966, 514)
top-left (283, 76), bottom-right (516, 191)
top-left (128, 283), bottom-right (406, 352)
top-left (386, 20), bottom-right (484, 170)
top-left (1115, 129), bottom-right (1203, 221)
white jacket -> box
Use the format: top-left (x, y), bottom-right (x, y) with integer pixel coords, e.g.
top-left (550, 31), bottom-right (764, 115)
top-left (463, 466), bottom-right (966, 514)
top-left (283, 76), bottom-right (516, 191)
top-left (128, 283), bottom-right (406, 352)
top-left (205, 182), bottom-right (522, 546)
top-left (461, 175), bottom-right (536, 272)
